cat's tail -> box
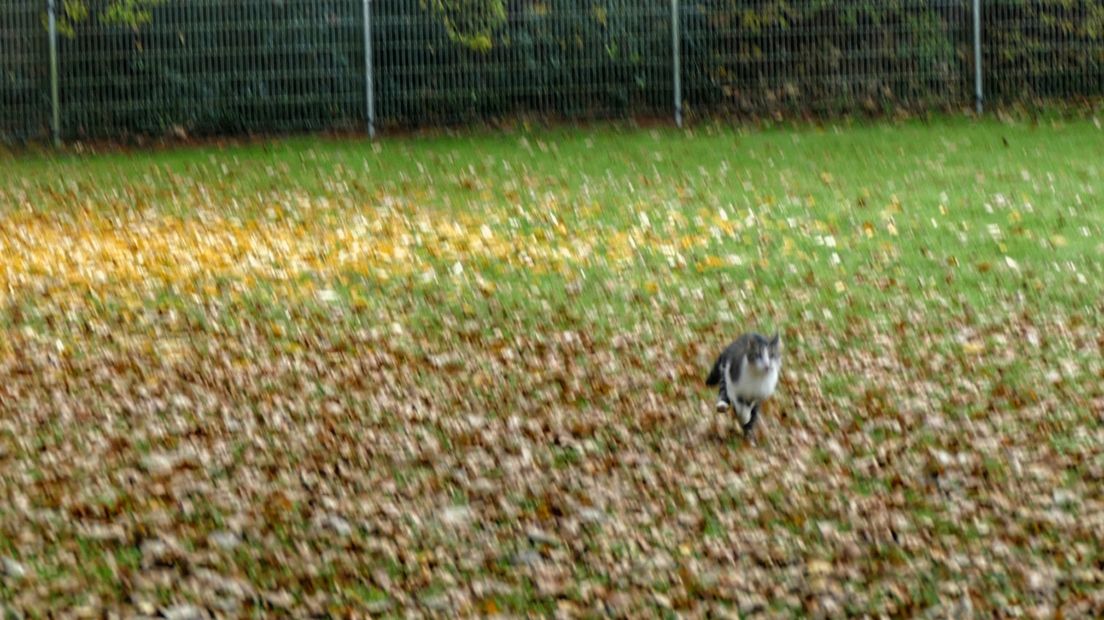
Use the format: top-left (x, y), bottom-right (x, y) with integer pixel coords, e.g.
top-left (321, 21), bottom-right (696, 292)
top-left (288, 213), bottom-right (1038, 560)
top-left (705, 355), bottom-right (724, 386)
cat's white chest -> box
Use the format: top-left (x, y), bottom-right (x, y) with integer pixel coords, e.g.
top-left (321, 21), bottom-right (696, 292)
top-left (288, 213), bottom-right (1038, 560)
top-left (723, 360), bottom-right (779, 424)
top-left (724, 359), bottom-right (780, 402)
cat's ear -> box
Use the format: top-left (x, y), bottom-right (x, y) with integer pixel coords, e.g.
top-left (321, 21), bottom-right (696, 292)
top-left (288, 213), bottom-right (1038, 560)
top-left (770, 332), bottom-right (781, 347)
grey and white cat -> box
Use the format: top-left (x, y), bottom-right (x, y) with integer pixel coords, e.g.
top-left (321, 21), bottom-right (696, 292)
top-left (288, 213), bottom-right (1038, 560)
top-left (705, 333), bottom-right (782, 438)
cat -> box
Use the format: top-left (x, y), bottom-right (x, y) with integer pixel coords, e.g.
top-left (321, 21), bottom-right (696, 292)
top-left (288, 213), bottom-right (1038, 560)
top-left (705, 333), bottom-right (782, 438)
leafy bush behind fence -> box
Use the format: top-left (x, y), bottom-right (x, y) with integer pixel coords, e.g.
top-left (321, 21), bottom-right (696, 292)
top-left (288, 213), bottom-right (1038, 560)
top-left (0, 2), bottom-right (50, 141)
top-left (2, 0), bottom-right (1103, 142)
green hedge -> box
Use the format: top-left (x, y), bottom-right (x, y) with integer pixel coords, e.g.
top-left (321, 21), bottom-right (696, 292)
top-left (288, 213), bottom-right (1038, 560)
top-left (682, 0), bottom-right (972, 115)
top-left (0, 1), bottom-right (51, 142)
top-left (373, 0), bottom-right (672, 126)
top-left (58, 0), bottom-right (364, 139)
top-left (982, 0), bottom-right (1104, 102)
top-left (3, 0), bottom-right (1104, 141)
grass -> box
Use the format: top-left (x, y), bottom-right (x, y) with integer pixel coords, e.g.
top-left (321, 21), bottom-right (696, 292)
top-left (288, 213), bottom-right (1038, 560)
top-left (1, 117), bottom-right (1103, 616)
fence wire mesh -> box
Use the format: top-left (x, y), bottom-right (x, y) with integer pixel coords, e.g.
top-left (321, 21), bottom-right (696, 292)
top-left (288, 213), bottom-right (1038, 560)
top-left (57, 0), bottom-right (363, 140)
top-left (374, 0), bottom-right (673, 127)
top-left (2, 0), bottom-right (1104, 143)
top-left (1, 1), bottom-right (50, 142)
top-left (682, 0), bottom-right (973, 116)
top-left (983, 0), bottom-right (1104, 104)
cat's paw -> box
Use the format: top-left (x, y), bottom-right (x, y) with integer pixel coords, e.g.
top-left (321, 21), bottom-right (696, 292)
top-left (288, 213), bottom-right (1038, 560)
top-left (715, 399), bottom-right (730, 412)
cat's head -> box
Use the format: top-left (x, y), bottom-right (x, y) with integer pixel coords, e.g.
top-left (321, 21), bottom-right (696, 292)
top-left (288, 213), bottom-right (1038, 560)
top-left (747, 333), bottom-right (782, 373)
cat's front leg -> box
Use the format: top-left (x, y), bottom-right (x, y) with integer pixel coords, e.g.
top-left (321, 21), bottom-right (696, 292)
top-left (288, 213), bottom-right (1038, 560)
top-left (734, 401), bottom-right (753, 428)
top-left (742, 402), bottom-right (760, 439)
top-left (715, 385), bottom-right (731, 412)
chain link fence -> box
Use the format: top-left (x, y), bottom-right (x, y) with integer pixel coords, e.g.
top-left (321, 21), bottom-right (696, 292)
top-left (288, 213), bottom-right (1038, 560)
top-left (983, 0), bottom-right (1104, 103)
top-left (682, 1), bottom-right (974, 116)
top-left (375, 0), bottom-right (673, 127)
top-left (58, 0), bottom-right (363, 140)
top-left (1, 2), bottom-right (50, 142)
top-left (2, 0), bottom-right (1103, 144)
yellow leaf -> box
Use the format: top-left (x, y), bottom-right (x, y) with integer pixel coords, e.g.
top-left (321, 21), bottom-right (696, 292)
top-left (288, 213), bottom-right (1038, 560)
top-left (702, 255), bottom-right (725, 269)
top-left (963, 341), bottom-right (985, 355)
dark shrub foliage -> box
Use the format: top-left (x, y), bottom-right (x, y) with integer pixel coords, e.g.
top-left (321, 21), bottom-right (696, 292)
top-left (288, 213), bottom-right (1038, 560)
top-left (3, 0), bottom-right (1103, 140)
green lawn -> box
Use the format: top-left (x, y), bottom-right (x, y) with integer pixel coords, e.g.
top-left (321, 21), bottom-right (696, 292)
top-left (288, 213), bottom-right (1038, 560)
top-left (1, 118), bottom-right (1103, 617)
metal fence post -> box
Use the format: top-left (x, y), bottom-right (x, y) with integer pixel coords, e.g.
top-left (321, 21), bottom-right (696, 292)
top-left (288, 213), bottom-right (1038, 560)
top-left (363, 0), bottom-right (376, 138)
top-left (671, 0), bottom-right (682, 127)
top-left (47, 0), bottom-right (61, 145)
top-left (973, 0), bottom-right (983, 114)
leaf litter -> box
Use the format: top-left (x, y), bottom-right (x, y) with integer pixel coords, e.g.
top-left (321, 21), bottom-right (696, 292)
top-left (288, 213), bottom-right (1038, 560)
top-left (1, 120), bottom-right (1104, 617)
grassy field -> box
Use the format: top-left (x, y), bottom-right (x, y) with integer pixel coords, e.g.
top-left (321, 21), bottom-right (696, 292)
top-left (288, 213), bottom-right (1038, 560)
top-left (1, 118), bottom-right (1103, 617)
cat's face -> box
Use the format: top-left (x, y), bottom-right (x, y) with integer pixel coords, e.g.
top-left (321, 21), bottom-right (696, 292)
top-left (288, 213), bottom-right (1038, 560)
top-left (747, 333), bottom-right (782, 373)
